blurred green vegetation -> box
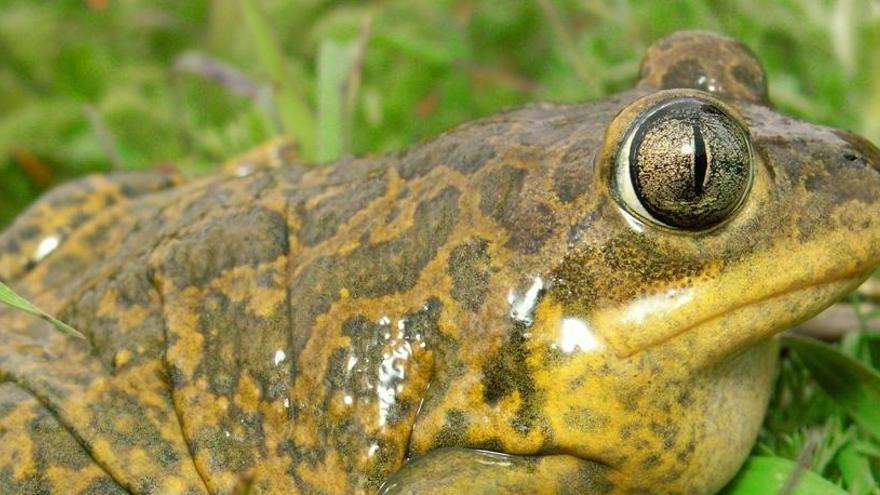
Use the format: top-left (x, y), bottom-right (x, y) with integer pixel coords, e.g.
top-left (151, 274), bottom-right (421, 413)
top-left (1, 0), bottom-right (880, 492)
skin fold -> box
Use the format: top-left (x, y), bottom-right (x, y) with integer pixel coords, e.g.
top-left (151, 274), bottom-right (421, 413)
top-left (1, 31), bottom-right (879, 494)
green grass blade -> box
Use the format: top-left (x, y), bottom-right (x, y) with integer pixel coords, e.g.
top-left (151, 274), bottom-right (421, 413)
top-left (316, 39), bottom-right (356, 163)
top-left (783, 335), bottom-right (880, 440)
top-left (0, 281), bottom-right (84, 339)
top-left (722, 456), bottom-right (846, 495)
top-left (240, 0), bottom-right (316, 160)
top-left (836, 443), bottom-right (876, 494)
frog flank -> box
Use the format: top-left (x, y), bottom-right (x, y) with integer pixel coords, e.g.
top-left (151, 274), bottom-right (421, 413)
top-left (1, 31), bottom-right (880, 495)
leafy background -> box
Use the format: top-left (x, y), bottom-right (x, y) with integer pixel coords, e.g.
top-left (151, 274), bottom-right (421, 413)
top-left (1, 0), bottom-right (879, 493)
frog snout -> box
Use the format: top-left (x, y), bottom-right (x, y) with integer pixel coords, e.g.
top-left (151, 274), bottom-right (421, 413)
top-left (835, 130), bottom-right (880, 174)
top-left (842, 134), bottom-right (880, 251)
top-left (867, 149), bottom-right (880, 175)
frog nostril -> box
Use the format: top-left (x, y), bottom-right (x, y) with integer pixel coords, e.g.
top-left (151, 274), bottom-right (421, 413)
top-left (838, 149), bottom-right (875, 172)
top-left (834, 131), bottom-right (880, 174)
top-left (842, 152), bottom-right (859, 162)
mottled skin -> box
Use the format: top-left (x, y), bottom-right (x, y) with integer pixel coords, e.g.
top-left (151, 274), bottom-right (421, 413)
top-left (1, 31), bottom-right (879, 495)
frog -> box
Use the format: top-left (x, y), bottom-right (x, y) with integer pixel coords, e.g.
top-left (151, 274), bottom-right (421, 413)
top-left (1, 30), bottom-right (879, 495)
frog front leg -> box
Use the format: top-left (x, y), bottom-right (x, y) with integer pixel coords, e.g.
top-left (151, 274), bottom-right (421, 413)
top-left (380, 447), bottom-right (615, 495)
top-left (0, 381), bottom-right (128, 494)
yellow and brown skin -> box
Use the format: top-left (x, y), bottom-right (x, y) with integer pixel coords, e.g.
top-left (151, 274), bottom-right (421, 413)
top-left (0, 31), bottom-right (879, 494)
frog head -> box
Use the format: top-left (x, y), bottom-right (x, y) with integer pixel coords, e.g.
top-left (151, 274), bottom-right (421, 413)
top-left (528, 30), bottom-right (880, 492)
top-left (547, 31), bottom-right (880, 365)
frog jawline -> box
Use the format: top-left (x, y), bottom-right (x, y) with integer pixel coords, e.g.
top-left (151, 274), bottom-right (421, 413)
top-left (631, 269), bottom-right (873, 361)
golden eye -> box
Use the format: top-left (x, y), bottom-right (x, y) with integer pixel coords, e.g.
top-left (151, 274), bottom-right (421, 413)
top-left (614, 97), bottom-right (754, 230)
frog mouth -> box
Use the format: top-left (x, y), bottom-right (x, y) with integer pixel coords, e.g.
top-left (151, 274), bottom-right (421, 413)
top-left (685, 272), bottom-right (867, 335)
top-left (608, 269), bottom-right (873, 362)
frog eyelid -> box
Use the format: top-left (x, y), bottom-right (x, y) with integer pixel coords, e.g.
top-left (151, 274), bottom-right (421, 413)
top-left (615, 121), bottom-right (656, 225)
top-left (610, 93), bottom-right (755, 234)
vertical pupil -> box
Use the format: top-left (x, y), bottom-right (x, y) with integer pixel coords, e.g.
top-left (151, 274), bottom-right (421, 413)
top-left (691, 121), bottom-right (708, 196)
top-left (623, 98), bottom-right (753, 229)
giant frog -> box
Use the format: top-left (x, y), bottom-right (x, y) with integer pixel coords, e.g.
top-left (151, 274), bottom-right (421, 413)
top-left (1, 31), bottom-right (879, 495)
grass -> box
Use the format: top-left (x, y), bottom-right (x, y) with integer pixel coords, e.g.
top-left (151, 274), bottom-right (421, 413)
top-left (0, 281), bottom-right (84, 339)
top-left (1, 0), bottom-right (879, 492)
top-left (741, 324), bottom-right (880, 494)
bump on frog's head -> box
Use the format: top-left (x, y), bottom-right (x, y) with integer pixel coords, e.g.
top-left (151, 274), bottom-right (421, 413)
top-left (637, 31), bottom-right (769, 106)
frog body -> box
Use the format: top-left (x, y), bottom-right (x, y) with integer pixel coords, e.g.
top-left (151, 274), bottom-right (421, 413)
top-left (1, 31), bottom-right (879, 495)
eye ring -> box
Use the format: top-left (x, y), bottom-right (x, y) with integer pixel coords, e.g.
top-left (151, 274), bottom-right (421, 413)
top-left (613, 95), bottom-right (754, 231)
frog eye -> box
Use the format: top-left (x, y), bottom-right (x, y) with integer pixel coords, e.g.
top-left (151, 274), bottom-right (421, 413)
top-left (614, 97), bottom-right (754, 230)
